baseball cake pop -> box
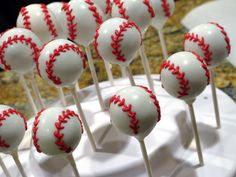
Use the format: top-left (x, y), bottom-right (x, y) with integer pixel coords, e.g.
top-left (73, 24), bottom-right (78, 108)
top-left (110, 85), bottom-right (161, 177)
top-left (89, 0), bottom-right (112, 19)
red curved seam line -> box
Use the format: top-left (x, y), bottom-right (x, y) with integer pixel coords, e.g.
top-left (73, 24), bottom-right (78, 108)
top-left (160, 60), bottom-right (190, 98)
top-left (61, 3), bottom-right (77, 40)
top-left (143, 0), bottom-right (155, 18)
top-left (161, 0), bottom-right (171, 17)
top-left (110, 95), bottom-right (139, 134)
top-left (32, 109), bottom-right (46, 153)
top-left (19, 7), bottom-right (31, 30)
top-left (40, 4), bottom-right (58, 38)
top-left (0, 137), bottom-right (9, 148)
top-left (137, 85), bottom-right (161, 122)
top-left (209, 22), bottom-right (231, 54)
top-left (54, 109), bottom-right (83, 153)
top-left (105, 0), bottom-right (112, 14)
top-left (46, 43), bottom-right (86, 85)
top-left (94, 25), bottom-right (102, 58)
top-left (184, 32), bottom-right (213, 66)
top-left (85, 0), bottom-right (103, 25)
top-left (113, 0), bottom-right (129, 19)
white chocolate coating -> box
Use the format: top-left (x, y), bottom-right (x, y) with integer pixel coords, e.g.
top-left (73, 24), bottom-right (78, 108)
top-left (160, 51), bottom-right (209, 102)
top-left (184, 23), bottom-right (231, 68)
top-left (32, 107), bottom-right (83, 156)
top-left (151, 0), bottom-right (175, 30)
top-left (16, 4), bottom-right (65, 44)
top-left (0, 28), bottom-right (42, 74)
top-left (111, 0), bottom-right (155, 34)
top-left (109, 86), bottom-right (161, 140)
top-left (0, 105), bottom-right (27, 153)
top-left (95, 18), bottom-right (142, 66)
top-left (37, 39), bottom-right (86, 87)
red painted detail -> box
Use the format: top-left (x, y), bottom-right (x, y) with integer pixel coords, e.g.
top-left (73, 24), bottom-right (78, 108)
top-left (143, 0), bottom-right (155, 18)
top-left (161, 0), bottom-right (171, 17)
top-left (45, 43), bottom-right (86, 85)
top-left (94, 25), bottom-right (102, 58)
top-left (54, 109), bottom-right (83, 153)
top-left (61, 3), bottom-right (77, 41)
top-left (19, 7), bottom-right (31, 29)
top-left (209, 22), bottom-right (231, 54)
top-left (137, 85), bottom-right (161, 122)
top-left (32, 109), bottom-right (46, 153)
top-left (184, 32), bottom-right (213, 66)
top-left (110, 95), bottom-right (140, 134)
top-left (106, 0), bottom-right (112, 14)
top-left (40, 4), bottom-right (58, 38)
top-left (113, 0), bottom-right (129, 19)
top-left (85, 0), bottom-right (103, 25)
top-left (0, 137), bottom-right (9, 148)
top-left (160, 60), bottom-right (190, 98)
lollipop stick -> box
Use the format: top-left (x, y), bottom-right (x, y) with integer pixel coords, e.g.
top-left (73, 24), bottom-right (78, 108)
top-left (158, 29), bottom-right (168, 59)
top-left (120, 65), bottom-right (127, 78)
top-left (20, 75), bottom-right (38, 115)
top-left (125, 66), bottom-right (135, 86)
top-left (210, 70), bottom-right (221, 128)
top-left (0, 156), bottom-right (11, 177)
top-left (139, 45), bottom-right (155, 94)
top-left (138, 140), bottom-right (153, 177)
top-left (70, 86), bottom-right (97, 151)
top-left (85, 46), bottom-right (105, 111)
top-left (187, 102), bottom-right (204, 166)
top-left (57, 88), bottom-right (67, 107)
top-left (104, 61), bottom-right (114, 86)
top-left (66, 154), bottom-right (80, 177)
top-left (76, 82), bottom-right (80, 91)
top-left (10, 150), bottom-right (27, 177)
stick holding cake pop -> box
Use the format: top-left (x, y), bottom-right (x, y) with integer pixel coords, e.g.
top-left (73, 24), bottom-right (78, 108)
top-left (104, 61), bottom-right (114, 86)
top-left (0, 156), bottom-right (11, 177)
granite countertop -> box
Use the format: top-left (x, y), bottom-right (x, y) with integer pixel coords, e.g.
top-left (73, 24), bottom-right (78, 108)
top-left (0, 0), bottom-right (235, 118)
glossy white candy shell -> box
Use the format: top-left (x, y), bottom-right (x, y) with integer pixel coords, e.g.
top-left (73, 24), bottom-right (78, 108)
top-left (90, 0), bottom-right (111, 19)
top-left (110, 86), bottom-right (158, 140)
top-left (96, 18), bottom-right (141, 66)
top-left (161, 51), bottom-right (208, 101)
top-left (0, 28), bottom-right (42, 74)
top-left (38, 39), bottom-right (84, 87)
top-left (0, 105), bottom-right (25, 153)
top-left (184, 23), bottom-right (229, 68)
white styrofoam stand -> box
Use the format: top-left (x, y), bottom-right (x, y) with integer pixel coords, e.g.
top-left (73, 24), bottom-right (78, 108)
top-left (1, 75), bottom-right (236, 177)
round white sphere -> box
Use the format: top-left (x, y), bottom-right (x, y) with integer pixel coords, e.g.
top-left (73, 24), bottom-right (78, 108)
top-left (94, 17), bottom-right (142, 66)
top-left (112, 0), bottom-right (155, 34)
top-left (32, 107), bottom-right (83, 156)
top-left (36, 39), bottom-right (86, 87)
top-left (86, 0), bottom-right (112, 19)
top-left (109, 85), bottom-right (161, 140)
top-left (60, 0), bottom-right (104, 46)
top-left (0, 28), bottom-right (42, 74)
top-left (151, 0), bottom-right (175, 30)
top-left (0, 105), bottom-right (27, 153)
top-left (160, 51), bottom-right (210, 102)
top-left (184, 22), bottom-right (231, 68)
top-left (17, 4), bottom-right (65, 44)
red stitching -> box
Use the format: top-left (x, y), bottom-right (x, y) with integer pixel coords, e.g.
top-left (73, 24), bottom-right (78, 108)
top-left (0, 137), bottom-right (10, 148)
top-left (143, 0), bottom-right (155, 18)
top-left (113, 0), bottom-right (129, 19)
top-left (137, 85), bottom-right (161, 122)
top-left (19, 7), bottom-right (31, 30)
top-left (32, 109), bottom-right (46, 153)
top-left (54, 109), bottom-right (83, 153)
top-left (106, 0), bottom-right (112, 14)
top-left (184, 32), bottom-right (212, 65)
top-left (85, 0), bottom-right (103, 25)
top-left (94, 25), bottom-right (102, 58)
top-left (40, 4), bottom-right (58, 38)
top-left (61, 3), bottom-right (77, 40)
top-left (209, 22), bottom-right (231, 54)
top-left (110, 95), bottom-right (139, 134)
top-left (161, 0), bottom-right (171, 17)
top-left (45, 43), bottom-right (86, 85)
top-left (160, 60), bottom-right (190, 98)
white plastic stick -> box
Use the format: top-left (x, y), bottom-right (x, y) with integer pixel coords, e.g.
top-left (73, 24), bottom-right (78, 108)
top-left (125, 66), bottom-right (135, 86)
top-left (139, 45), bottom-right (155, 93)
top-left (187, 102), bottom-right (204, 166)
top-left (104, 61), bottom-right (114, 86)
top-left (75, 82), bottom-right (80, 91)
top-left (210, 70), bottom-right (221, 128)
top-left (20, 75), bottom-right (38, 115)
top-left (120, 65), bottom-right (127, 78)
top-left (70, 86), bottom-right (97, 151)
top-left (0, 156), bottom-right (11, 177)
top-left (66, 154), bottom-right (80, 177)
top-left (57, 88), bottom-right (67, 107)
top-left (138, 140), bottom-right (153, 177)
top-left (85, 46), bottom-right (105, 111)
top-left (10, 150), bottom-right (27, 177)
top-left (158, 29), bottom-right (168, 59)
